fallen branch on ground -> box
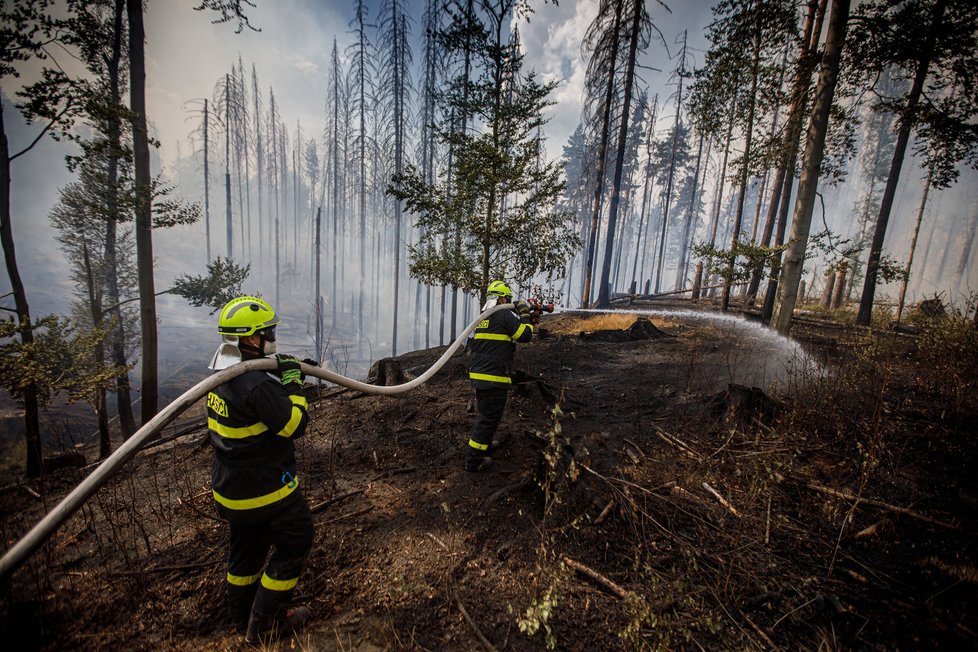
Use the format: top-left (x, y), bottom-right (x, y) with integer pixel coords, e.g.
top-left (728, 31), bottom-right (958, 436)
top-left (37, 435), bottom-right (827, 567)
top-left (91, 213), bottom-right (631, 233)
top-left (793, 477), bottom-right (960, 531)
top-left (111, 560), bottom-right (220, 576)
top-left (457, 597), bottom-right (498, 652)
top-left (321, 506), bottom-right (372, 525)
top-left (703, 482), bottom-right (740, 517)
top-left (653, 427), bottom-right (701, 460)
top-left (594, 499), bottom-right (616, 526)
top-left (310, 489), bottom-right (364, 514)
top-left (426, 532), bottom-right (450, 552)
top-left (561, 555), bottom-right (628, 599)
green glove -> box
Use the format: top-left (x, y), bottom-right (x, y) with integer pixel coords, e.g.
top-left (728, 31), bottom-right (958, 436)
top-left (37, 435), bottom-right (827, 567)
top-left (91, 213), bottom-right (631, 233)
top-left (275, 354), bottom-right (302, 386)
top-left (513, 300), bottom-right (531, 315)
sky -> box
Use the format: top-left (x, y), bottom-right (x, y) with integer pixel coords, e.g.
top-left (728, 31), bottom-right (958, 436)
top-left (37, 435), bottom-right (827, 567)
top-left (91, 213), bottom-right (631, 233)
top-left (141, 0), bottom-right (713, 170)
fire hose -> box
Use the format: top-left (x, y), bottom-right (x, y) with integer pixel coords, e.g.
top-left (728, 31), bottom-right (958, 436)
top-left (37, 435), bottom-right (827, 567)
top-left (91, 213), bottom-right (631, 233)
top-left (0, 301), bottom-right (528, 582)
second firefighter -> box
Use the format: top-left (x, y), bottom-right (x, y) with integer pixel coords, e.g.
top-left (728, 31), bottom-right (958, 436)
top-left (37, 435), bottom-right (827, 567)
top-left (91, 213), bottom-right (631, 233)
top-left (465, 280), bottom-right (537, 472)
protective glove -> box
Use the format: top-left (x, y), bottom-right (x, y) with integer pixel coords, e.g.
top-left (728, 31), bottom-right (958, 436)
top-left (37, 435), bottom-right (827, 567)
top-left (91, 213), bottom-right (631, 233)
top-left (300, 358), bottom-right (319, 381)
top-left (513, 300), bottom-right (531, 316)
top-left (521, 313), bottom-right (540, 326)
top-left (275, 354), bottom-right (303, 386)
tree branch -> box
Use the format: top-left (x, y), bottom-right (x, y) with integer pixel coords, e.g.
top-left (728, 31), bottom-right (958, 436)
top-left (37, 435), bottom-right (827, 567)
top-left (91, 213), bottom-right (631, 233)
top-left (9, 103), bottom-right (73, 162)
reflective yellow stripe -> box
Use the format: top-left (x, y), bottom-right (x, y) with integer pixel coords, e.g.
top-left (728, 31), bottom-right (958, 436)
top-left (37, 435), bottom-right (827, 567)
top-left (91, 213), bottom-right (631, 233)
top-left (276, 394), bottom-right (308, 438)
top-left (208, 418), bottom-right (267, 439)
top-left (469, 439), bottom-right (489, 451)
top-left (227, 571), bottom-right (262, 586)
top-left (474, 332), bottom-right (513, 342)
top-left (261, 574), bottom-right (299, 591)
top-left (513, 323), bottom-right (532, 339)
top-left (468, 372), bottom-right (512, 384)
top-left (213, 475), bottom-right (300, 511)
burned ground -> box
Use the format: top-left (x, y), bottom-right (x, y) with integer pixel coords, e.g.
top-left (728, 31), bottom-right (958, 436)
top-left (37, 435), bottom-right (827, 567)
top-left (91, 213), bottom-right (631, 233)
top-left (0, 308), bottom-right (975, 650)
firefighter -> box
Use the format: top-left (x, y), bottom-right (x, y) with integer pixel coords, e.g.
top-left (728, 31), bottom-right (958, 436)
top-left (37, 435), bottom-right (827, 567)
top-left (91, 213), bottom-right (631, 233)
top-left (465, 280), bottom-right (537, 472)
top-left (206, 296), bottom-right (314, 643)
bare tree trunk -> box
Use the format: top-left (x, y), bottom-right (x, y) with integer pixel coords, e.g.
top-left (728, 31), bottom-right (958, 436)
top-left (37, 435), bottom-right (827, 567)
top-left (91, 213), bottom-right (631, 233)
top-left (225, 73), bottom-right (233, 258)
top-left (760, 0), bottom-right (826, 321)
top-left (127, 0), bottom-right (158, 424)
top-left (597, 0), bottom-right (645, 308)
top-left (0, 106), bottom-right (42, 477)
top-left (831, 262), bottom-right (847, 309)
top-left (106, 0), bottom-right (135, 438)
top-left (314, 207), bottom-right (322, 362)
top-left (630, 97), bottom-right (657, 290)
top-left (896, 169), bottom-right (932, 325)
top-left (856, 0), bottom-right (947, 326)
top-left (955, 203), bottom-right (978, 286)
top-left (675, 131), bottom-right (705, 291)
top-left (80, 243), bottom-right (112, 458)
top-left (654, 31), bottom-right (688, 295)
top-left (582, 1), bottom-right (623, 307)
top-left (692, 96), bottom-right (736, 299)
top-left (820, 268), bottom-right (836, 308)
top-left (253, 66), bottom-right (263, 275)
top-left (721, 21), bottom-right (762, 312)
top-left (203, 99), bottom-right (211, 262)
top-left (772, 0), bottom-right (850, 334)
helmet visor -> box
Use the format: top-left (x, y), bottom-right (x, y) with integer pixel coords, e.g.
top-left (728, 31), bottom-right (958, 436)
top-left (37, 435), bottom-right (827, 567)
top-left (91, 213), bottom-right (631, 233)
top-left (259, 325), bottom-right (277, 342)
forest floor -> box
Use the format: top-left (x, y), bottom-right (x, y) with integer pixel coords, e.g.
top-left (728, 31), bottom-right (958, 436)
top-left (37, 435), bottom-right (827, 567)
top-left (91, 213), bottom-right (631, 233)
top-left (1, 301), bottom-right (976, 651)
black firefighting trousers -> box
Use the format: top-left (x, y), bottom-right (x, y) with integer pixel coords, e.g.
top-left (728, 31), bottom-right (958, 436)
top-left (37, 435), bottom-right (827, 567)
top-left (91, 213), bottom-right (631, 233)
top-left (468, 386), bottom-right (509, 464)
top-left (226, 496), bottom-right (314, 628)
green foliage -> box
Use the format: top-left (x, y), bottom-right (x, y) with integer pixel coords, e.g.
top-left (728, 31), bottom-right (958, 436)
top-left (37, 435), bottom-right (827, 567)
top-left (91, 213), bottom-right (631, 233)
top-left (692, 238), bottom-right (786, 284)
top-left (0, 0), bottom-right (56, 79)
top-left (515, 396), bottom-right (575, 650)
top-left (845, 0), bottom-right (978, 187)
top-left (517, 578), bottom-right (560, 649)
top-left (194, 0), bottom-right (259, 34)
top-left (171, 257), bottom-right (251, 313)
top-left (390, 8), bottom-right (579, 300)
top-left (0, 315), bottom-right (128, 408)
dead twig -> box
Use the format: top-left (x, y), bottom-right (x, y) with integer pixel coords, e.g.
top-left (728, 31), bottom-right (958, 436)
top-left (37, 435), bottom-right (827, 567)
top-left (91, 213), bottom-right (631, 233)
top-left (321, 506), bottom-right (372, 525)
top-left (594, 499), bottom-right (616, 526)
top-left (177, 496), bottom-right (221, 522)
top-left (111, 560), bottom-right (220, 576)
top-left (369, 466), bottom-right (417, 482)
top-left (623, 446), bottom-right (641, 465)
top-left (703, 482), bottom-right (740, 517)
top-left (457, 597), bottom-right (498, 652)
top-left (311, 489), bottom-right (364, 514)
top-left (561, 555), bottom-right (628, 599)
top-left (623, 438), bottom-right (645, 458)
top-left (426, 532), bottom-right (450, 552)
top-left (653, 427), bottom-right (701, 460)
top-left (743, 613), bottom-right (780, 651)
top-left (795, 477), bottom-right (960, 531)
top-left (765, 495), bottom-right (772, 545)
top-left (21, 484), bottom-right (41, 499)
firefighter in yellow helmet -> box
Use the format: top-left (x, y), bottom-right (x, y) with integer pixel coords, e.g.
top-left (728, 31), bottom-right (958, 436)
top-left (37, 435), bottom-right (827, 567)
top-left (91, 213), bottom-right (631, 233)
top-left (465, 280), bottom-right (536, 472)
top-left (207, 296), bottom-right (313, 643)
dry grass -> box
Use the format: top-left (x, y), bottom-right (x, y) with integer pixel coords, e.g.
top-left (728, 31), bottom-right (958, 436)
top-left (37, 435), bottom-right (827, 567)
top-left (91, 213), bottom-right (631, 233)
top-left (545, 313), bottom-right (638, 335)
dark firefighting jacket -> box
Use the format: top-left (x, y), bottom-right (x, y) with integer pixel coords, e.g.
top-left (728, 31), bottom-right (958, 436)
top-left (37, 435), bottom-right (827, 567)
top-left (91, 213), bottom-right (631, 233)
top-left (207, 369), bottom-right (309, 523)
top-left (468, 308), bottom-right (534, 389)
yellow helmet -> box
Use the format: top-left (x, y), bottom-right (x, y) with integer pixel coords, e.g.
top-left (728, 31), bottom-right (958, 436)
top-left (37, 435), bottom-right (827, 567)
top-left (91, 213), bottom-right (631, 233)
top-left (486, 280), bottom-right (512, 298)
top-left (217, 296), bottom-right (279, 337)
